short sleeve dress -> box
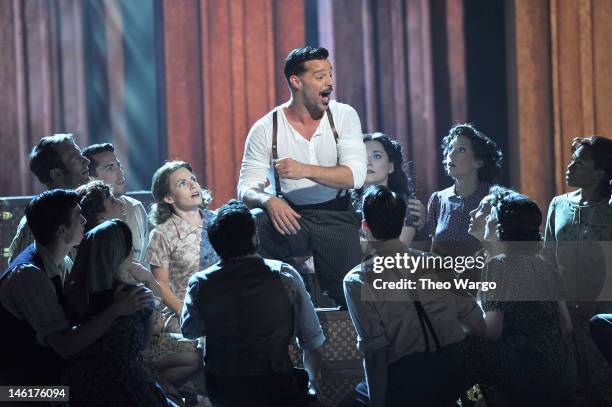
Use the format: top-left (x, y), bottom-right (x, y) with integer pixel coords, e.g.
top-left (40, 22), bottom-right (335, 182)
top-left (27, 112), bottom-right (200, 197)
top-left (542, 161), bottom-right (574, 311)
top-left (462, 254), bottom-right (577, 405)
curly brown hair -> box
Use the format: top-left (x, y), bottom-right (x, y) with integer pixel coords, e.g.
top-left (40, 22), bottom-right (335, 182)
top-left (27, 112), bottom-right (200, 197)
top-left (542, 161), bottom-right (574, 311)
top-left (76, 180), bottom-right (112, 232)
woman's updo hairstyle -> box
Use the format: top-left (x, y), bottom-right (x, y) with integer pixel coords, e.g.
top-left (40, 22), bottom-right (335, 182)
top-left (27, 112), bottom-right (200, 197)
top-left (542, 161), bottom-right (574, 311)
top-left (494, 193), bottom-right (542, 255)
top-left (149, 160), bottom-right (212, 226)
top-left (441, 124), bottom-right (503, 183)
top-left (362, 133), bottom-right (413, 197)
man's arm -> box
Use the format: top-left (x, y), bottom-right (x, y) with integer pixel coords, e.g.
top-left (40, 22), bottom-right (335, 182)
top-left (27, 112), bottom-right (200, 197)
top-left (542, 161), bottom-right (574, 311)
top-left (8, 216), bottom-right (33, 264)
top-left (237, 118), bottom-right (305, 235)
top-left (135, 201), bottom-right (149, 263)
top-left (364, 348), bottom-right (388, 407)
top-left (180, 275), bottom-right (206, 340)
top-left (46, 285), bottom-right (152, 358)
top-left (273, 104), bottom-right (367, 190)
top-left (274, 159), bottom-right (355, 189)
top-left (343, 272), bottom-right (390, 407)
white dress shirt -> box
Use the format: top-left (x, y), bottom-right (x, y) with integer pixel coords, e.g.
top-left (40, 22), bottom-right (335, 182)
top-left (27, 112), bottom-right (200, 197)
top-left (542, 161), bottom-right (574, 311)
top-left (237, 100), bottom-right (367, 205)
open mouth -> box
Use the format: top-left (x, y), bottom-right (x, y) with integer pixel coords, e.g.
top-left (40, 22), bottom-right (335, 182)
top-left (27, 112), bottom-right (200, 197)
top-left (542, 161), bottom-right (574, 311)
top-left (367, 170), bottom-right (375, 174)
top-left (191, 191), bottom-right (201, 198)
top-left (320, 89), bottom-right (332, 104)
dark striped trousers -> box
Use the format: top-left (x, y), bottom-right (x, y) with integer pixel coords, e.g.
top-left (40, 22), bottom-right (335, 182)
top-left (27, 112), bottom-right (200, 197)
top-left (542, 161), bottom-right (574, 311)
top-left (252, 207), bottom-right (362, 308)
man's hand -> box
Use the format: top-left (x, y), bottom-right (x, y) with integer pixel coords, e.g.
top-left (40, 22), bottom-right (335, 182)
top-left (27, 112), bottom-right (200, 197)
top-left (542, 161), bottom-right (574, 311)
top-left (275, 158), bottom-right (309, 180)
top-left (407, 198), bottom-right (426, 230)
top-left (111, 284), bottom-right (154, 317)
top-left (264, 196), bottom-right (302, 235)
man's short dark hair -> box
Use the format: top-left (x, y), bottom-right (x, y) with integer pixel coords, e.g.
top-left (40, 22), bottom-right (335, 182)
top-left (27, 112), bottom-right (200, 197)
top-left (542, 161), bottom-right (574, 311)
top-left (82, 143), bottom-right (115, 177)
top-left (362, 185), bottom-right (406, 241)
top-left (283, 46), bottom-right (329, 82)
top-left (208, 200), bottom-right (256, 260)
top-left (26, 189), bottom-right (80, 245)
top-left (29, 134), bottom-right (75, 185)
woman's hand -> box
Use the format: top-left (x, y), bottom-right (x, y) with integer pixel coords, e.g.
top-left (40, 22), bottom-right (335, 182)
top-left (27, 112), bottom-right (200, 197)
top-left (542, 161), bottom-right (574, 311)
top-left (407, 198), bottom-right (426, 230)
top-left (111, 284), bottom-right (154, 317)
top-left (127, 261), bottom-right (163, 298)
top-left (127, 260), bottom-right (153, 281)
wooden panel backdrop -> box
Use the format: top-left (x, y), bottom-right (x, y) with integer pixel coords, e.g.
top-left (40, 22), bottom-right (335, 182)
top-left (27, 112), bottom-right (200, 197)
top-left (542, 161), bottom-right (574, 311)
top-left (506, 0), bottom-right (612, 212)
top-left (3, 0), bottom-right (612, 213)
top-left (162, 0), bottom-right (305, 207)
top-left (0, 0), bottom-right (88, 196)
top-left (316, 0), bottom-right (468, 204)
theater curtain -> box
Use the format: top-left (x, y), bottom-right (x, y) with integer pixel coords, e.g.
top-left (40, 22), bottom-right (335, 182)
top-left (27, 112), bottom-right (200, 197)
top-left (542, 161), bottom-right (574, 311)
top-left (0, 0), bottom-right (88, 196)
top-left (162, 0), bottom-right (305, 207)
top-left (315, 0), bottom-right (469, 204)
top-left (3, 0), bottom-right (612, 214)
top-left (506, 0), bottom-right (612, 211)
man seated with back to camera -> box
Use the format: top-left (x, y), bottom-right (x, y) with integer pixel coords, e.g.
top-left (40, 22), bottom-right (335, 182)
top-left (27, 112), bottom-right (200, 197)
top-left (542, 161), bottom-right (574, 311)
top-left (181, 200), bottom-right (325, 407)
top-left (342, 185), bottom-right (485, 407)
top-left (0, 189), bottom-right (152, 387)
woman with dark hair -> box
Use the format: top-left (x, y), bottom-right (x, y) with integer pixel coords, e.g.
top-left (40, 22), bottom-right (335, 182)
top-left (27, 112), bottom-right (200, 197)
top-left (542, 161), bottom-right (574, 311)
top-left (464, 192), bottom-right (576, 406)
top-left (76, 180), bottom-right (201, 400)
top-left (63, 220), bottom-right (174, 406)
top-left (352, 133), bottom-right (425, 246)
top-left (76, 180), bottom-right (126, 232)
top-left (426, 124), bottom-right (503, 257)
top-left (544, 135), bottom-right (612, 404)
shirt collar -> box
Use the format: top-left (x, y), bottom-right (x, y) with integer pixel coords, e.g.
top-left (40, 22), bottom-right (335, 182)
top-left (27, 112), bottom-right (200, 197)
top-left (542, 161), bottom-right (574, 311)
top-left (169, 210), bottom-right (204, 240)
top-left (451, 182), bottom-right (489, 200)
top-left (35, 242), bottom-right (71, 283)
top-left (366, 239), bottom-right (409, 258)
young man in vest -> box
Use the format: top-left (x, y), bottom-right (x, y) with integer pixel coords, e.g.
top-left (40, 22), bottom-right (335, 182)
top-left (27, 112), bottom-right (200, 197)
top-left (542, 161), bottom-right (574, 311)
top-left (0, 189), bottom-right (153, 385)
top-left (181, 200), bottom-right (324, 406)
top-left (237, 46), bottom-right (367, 308)
top-left (8, 134), bottom-right (91, 263)
top-left (343, 186), bottom-right (485, 406)
top-left (82, 143), bottom-right (148, 262)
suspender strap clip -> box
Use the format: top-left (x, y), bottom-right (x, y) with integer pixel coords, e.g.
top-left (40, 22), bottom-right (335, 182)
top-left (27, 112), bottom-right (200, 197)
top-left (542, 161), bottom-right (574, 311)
top-left (271, 108), bottom-right (344, 199)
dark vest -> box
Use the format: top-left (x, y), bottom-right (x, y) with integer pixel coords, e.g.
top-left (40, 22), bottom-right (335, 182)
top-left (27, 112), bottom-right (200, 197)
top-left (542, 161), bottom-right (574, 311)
top-left (0, 243), bottom-right (66, 385)
top-left (197, 257), bottom-right (294, 376)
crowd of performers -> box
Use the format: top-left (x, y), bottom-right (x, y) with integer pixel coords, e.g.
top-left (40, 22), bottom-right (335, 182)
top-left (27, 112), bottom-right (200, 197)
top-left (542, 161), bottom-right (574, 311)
top-left (1, 46), bottom-right (612, 407)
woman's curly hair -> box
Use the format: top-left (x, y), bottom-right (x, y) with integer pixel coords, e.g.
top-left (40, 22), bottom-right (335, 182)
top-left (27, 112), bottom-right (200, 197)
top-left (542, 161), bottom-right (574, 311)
top-left (76, 180), bottom-right (112, 232)
top-left (441, 124), bottom-right (503, 183)
top-left (493, 192), bottom-right (542, 255)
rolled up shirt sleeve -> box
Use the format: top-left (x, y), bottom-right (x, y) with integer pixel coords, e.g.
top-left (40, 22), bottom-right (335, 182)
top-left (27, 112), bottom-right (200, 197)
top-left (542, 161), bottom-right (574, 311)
top-left (336, 105), bottom-right (367, 189)
top-left (180, 274), bottom-right (206, 340)
top-left (343, 272), bottom-right (390, 352)
top-left (237, 119), bottom-right (272, 201)
top-left (278, 264), bottom-right (325, 351)
top-left (0, 266), bottom-right (70, 346)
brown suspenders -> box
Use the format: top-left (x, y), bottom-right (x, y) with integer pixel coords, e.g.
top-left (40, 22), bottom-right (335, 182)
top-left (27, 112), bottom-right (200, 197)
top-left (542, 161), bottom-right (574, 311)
top-left (271, 109), bottom-right (341, 198)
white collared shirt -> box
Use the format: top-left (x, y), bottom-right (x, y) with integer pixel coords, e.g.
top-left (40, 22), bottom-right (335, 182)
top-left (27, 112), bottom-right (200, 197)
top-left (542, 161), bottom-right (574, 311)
top-left (237, 100), bottom-right (367, 205)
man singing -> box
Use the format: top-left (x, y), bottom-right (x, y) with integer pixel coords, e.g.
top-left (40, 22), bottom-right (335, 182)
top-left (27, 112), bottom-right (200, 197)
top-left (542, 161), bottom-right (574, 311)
top-left (237, 46), bottom-right (367, 308)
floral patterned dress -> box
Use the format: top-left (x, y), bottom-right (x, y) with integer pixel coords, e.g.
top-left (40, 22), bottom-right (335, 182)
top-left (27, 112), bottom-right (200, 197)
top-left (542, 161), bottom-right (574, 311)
top-left (142, 210), bottom-right (219, 362)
